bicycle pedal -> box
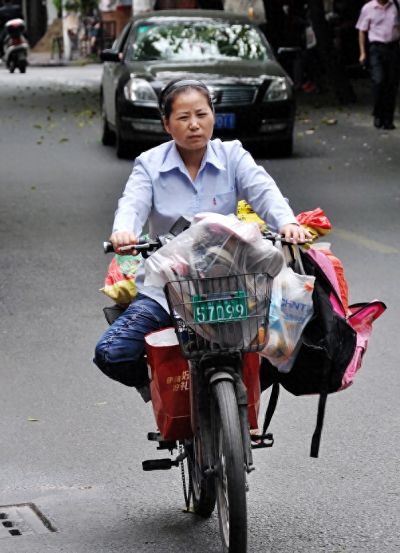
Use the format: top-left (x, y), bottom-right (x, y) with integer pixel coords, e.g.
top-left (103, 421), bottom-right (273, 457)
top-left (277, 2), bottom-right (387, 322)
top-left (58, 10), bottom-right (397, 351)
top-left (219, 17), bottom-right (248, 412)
top-left (142, 458), bottom-right (178, 471)
top-left (250, 433), bottom-right (274, 450)
top-left (147, 432), bottom-right (177, 450)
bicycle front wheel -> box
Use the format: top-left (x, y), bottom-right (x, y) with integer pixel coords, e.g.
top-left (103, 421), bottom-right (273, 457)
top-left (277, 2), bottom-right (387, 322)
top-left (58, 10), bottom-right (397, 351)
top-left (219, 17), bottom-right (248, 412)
top-left (187, 439), bottom-right (216, 518)
top-left (212, 380), bottom-right (247, 553)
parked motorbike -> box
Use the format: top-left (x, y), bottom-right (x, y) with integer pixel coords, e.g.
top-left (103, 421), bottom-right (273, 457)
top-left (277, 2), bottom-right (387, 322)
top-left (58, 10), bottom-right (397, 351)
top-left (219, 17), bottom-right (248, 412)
top-left (2, 18), bottom-right (29, 74)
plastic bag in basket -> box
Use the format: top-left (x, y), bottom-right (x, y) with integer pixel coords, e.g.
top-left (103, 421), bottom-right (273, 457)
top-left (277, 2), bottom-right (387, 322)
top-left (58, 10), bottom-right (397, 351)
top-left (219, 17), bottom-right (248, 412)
top-left (144, 213), bottom-right (283, 286)
top-left (145, 213), bottom-right (283, 349)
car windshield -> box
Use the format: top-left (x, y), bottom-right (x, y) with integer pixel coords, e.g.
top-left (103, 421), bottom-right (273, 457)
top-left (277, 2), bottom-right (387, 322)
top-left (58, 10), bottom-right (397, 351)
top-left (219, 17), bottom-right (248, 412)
top-left (126, 20), bottom-right (270, 62)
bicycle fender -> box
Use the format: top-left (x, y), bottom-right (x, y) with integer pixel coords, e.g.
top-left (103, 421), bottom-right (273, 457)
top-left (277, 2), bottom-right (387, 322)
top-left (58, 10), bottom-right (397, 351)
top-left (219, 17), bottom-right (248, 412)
top-left (209, 371), bottom-right (234, 386)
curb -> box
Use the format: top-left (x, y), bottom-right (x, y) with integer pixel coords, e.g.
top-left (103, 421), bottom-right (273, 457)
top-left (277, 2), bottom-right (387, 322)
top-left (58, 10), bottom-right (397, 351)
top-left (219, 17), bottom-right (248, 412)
top-left (28, 53), bottom-right (101, 68)
top-left (28, 52), bottom-right (67, 67)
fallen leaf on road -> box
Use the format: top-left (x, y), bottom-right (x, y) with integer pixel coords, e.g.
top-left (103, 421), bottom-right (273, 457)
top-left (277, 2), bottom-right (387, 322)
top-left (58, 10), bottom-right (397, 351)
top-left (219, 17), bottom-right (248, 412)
top-left (322, 118), bottom-right (337, 125)
top-left (78, 109), bottom-right (96, 119)
top-left (305, 129), bottom-right (315, 135)
top-left (59, 138), bottom-right (69, 143)
top-left (27, 417), bottom-right (39, 422)
top-left (95, 401), bottom-right (108, 406)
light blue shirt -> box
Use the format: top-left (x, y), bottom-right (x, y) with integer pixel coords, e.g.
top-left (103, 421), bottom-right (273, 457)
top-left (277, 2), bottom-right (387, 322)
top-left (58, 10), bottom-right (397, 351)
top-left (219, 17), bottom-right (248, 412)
top-left (113, 138), bottom-right (297, 311)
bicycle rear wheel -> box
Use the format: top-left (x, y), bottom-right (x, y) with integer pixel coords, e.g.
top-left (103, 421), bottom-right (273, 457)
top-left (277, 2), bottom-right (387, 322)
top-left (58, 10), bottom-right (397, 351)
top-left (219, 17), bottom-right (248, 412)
top-left (212, 380), bottom-right (247, 553)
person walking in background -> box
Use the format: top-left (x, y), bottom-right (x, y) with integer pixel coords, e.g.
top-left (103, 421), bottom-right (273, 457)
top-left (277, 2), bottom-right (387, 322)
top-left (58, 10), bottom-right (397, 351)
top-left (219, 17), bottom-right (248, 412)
top-left (356, 0), bottom-right (400, 130)
top-left (89, 19), bottom-right (102, 56)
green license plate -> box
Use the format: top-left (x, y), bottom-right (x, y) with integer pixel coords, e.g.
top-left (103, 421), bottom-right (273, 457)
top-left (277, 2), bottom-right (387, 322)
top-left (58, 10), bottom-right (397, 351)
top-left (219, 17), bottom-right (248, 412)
top-left (192, 291), bottom-right (247, 324)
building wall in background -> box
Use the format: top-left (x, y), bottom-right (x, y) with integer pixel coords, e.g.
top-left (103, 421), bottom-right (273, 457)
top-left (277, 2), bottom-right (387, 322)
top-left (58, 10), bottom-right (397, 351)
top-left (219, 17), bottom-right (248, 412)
top-left (100, 1), bottom-right (132, 36)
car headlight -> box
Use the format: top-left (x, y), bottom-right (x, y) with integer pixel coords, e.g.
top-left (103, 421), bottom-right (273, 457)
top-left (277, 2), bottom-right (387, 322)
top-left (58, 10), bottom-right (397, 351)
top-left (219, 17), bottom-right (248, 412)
top-left (263, 77), bottom-right (290, 102)
top-left (123, 78), bottom-right (158, 106)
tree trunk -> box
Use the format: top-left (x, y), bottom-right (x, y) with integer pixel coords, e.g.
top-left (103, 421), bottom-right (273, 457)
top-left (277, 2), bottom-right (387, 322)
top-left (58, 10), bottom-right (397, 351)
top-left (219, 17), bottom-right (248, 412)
top-left (307, 0), bottom-right (356, 104)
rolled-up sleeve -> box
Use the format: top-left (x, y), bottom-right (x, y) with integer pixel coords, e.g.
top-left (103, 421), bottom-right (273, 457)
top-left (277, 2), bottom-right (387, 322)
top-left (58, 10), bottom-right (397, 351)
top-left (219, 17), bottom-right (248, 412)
top-left (233, 143), bottom-right (297, 232)
top-left (356, 7), bottom-right (370, 32)
top-left (112, 158), bottom-right (153, 237)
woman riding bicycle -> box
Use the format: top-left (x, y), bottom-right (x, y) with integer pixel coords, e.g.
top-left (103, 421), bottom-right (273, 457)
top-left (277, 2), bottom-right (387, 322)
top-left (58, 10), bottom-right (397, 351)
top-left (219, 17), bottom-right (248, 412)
top-left (93, 78), bottom-right (311, 399)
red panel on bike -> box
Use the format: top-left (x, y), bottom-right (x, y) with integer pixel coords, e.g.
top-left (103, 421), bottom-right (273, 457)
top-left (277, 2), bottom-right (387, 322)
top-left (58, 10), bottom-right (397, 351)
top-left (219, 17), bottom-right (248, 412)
top-left (145, 328), bottom-right (192, 441)
top-left (146, 330), bottom-right (261, 437)
top-left (242, 353), bottom-right (261, 429)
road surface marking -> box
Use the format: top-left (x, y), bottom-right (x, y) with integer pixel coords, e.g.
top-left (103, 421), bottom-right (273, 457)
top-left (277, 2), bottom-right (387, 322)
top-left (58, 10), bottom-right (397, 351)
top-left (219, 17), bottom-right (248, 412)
top-left (334, 228), bottom-right (399, 254)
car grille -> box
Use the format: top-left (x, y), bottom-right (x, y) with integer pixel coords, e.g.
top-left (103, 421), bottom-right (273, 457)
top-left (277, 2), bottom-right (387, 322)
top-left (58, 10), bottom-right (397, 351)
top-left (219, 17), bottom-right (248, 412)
top-left (212, 86), bottom-right (258, 106)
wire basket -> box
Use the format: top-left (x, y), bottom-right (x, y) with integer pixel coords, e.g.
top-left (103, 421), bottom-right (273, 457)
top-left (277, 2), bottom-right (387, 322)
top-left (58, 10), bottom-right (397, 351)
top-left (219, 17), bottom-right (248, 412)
top-left (164, 272), bottom-right (273, 359)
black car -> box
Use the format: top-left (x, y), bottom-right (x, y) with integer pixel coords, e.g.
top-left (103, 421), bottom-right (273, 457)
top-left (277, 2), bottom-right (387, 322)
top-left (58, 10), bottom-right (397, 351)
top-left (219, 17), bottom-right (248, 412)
top-left (100, 10), bottom-right (295, 158)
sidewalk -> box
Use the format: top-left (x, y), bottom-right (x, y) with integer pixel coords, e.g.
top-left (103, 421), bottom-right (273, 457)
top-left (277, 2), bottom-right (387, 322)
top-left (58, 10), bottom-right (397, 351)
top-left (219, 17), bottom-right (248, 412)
top-left (28, 51), bottom-right (67, 67)
top-left (28, 51), bottom-right (99, 67)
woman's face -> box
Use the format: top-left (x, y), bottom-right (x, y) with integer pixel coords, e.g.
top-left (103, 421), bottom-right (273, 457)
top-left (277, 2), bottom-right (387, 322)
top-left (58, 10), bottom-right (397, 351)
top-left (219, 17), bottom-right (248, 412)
top-left (163, 89), bottom-right (215, 153)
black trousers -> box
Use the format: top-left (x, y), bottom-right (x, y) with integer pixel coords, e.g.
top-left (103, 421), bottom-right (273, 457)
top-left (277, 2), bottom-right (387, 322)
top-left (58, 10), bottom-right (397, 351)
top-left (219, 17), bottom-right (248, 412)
top-left (369, 42), bottom-right (400, 124)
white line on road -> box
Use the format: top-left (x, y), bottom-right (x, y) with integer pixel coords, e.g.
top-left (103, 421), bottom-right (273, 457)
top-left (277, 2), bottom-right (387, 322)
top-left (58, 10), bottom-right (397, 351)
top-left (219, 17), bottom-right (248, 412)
top-left (334, 228), bottom-right (399, 254)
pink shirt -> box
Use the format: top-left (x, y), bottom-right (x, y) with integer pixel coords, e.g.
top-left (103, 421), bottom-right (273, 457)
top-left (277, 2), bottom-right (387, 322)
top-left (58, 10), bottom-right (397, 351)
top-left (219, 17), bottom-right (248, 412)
top-left (356, 0), bottom-right (400, 43)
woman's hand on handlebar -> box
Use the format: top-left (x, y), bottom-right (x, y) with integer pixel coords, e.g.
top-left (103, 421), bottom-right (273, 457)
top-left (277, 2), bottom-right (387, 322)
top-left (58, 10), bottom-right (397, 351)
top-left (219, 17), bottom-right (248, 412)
top-left (279, 223), bottom-right (312, 244)
top-left (109, 230), bottom-right (138, 255)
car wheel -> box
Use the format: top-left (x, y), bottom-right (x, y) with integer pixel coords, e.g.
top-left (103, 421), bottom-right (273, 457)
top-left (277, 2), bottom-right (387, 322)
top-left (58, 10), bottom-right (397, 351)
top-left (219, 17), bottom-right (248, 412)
top-left (101, 96), bottom-right (115, 146)
top-left (115, 125), bottom-right (134, 159)
top-left (275, 136), bottom-right (293, 157)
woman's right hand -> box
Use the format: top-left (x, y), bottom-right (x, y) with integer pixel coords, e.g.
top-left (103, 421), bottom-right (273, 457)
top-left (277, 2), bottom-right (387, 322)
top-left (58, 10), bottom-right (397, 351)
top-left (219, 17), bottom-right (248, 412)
top-left (109, 231), bottom-right (138, 255)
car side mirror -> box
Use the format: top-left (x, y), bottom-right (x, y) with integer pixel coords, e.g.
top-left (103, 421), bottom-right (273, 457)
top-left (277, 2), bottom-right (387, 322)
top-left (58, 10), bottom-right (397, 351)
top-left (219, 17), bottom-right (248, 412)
top-left (100, 49), bottom-right (120, 62)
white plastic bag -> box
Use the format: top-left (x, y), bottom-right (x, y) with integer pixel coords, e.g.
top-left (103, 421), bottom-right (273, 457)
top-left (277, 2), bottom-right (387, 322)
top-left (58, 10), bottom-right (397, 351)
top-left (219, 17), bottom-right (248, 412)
top-left (143, 213), bottom-right (284, 349)
top-left (261, 265), bottom-right (315, 372)
top-left (144, 213), bottom-right (284, 287)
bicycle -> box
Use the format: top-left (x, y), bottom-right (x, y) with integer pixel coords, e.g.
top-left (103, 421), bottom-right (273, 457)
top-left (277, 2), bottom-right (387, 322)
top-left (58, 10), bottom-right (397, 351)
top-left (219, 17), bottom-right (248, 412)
top-left (103, 230), bottom-right (299, 553)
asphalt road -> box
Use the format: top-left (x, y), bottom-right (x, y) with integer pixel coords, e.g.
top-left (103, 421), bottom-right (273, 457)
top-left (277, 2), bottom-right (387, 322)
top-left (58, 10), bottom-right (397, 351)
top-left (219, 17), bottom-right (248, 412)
top-left (0, 65), bottom-right (399, 553)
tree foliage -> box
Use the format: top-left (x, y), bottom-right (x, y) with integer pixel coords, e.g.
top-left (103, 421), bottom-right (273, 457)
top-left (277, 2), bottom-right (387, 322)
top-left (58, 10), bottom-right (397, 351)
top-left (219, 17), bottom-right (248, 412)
top-left (58, 0), bottom-right (98, 16)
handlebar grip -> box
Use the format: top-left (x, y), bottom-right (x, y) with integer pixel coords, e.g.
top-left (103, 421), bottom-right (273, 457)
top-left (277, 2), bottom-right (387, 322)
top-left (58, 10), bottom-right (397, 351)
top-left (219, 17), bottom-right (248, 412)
top-left (103, 241), bottom-right (114, 254)
top-left (103, 238), bottom-right (162, 254)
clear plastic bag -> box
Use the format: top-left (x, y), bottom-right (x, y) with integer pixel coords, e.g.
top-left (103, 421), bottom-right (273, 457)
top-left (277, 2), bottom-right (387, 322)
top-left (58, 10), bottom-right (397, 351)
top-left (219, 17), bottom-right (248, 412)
top-left (144, 213), bottom-right (284, 350)
top-left (144, 213), bottom-right (284, 287)
top-left (260, 264), bottom-right (315, 373)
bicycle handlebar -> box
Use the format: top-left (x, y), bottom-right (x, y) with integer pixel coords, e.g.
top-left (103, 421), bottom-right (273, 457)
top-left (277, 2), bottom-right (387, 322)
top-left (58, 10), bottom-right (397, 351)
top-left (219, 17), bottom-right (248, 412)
top-left (103, 231), bottom-right (310, 255)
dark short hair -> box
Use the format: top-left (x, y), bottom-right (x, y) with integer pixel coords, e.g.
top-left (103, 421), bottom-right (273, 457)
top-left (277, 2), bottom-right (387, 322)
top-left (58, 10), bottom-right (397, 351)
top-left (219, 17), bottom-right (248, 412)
top-left (159, 79), bottom-right (214, 120)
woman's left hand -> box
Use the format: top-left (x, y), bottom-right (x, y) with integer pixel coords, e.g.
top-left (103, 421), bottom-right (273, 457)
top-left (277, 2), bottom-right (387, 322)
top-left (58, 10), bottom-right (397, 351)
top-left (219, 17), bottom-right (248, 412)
top-left (279, 223), bottom-right (312, 244)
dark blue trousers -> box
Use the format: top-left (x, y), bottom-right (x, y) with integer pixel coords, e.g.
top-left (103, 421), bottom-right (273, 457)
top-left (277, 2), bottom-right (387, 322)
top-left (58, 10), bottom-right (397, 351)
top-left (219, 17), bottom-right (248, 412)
top-left (94, 294), bottom-right (171, 387)
top-left (369, 42), bottom-right (400, 124)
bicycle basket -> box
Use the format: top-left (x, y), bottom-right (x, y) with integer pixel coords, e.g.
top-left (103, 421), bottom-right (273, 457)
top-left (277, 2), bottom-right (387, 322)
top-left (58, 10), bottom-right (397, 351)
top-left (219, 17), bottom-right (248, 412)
top-left (164, 272), bottom-right (273, 359)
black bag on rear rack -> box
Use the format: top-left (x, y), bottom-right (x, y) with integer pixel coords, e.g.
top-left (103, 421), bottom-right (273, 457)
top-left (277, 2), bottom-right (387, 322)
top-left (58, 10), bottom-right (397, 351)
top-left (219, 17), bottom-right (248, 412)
top-left (260, 247), bottom-right (386, 458)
